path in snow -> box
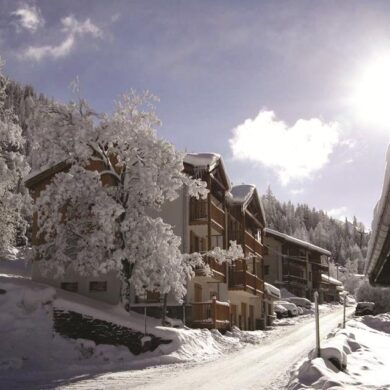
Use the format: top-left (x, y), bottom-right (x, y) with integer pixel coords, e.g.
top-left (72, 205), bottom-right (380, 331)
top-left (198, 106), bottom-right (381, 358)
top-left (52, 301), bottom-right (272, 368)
top-left (58, 307), bottom-right (353, 390)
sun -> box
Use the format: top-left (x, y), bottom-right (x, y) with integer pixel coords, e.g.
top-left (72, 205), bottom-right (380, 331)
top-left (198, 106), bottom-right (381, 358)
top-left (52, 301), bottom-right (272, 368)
top-left (353, 56), bottom-right (390, 128)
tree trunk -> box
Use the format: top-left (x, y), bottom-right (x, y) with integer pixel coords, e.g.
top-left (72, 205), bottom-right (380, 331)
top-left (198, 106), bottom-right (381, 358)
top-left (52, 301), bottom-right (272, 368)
top-left (121, 260), bottom-right (133, 311)
top-left (161, 293), bottom-right (168, 326)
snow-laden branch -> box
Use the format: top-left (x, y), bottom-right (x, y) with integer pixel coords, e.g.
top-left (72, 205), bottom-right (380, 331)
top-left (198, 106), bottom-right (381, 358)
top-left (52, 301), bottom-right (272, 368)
top-left (31, 91), bottom-right (209, 304)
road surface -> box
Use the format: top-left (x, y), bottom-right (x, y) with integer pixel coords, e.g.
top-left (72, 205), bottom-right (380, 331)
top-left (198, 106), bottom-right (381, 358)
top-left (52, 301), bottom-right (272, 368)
top-left (58, 306), bottom-right (353, 390)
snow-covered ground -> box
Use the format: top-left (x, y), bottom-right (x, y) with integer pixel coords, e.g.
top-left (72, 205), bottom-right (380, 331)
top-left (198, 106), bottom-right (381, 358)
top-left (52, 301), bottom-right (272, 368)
top-left (0, 248), bottom-right (350, 390)
top-left (288, 313), bottom-right (390, 389)
top-left (0, 250), bottom-right (272, 389)
top-left (50, 307), bottom-right (350, 390)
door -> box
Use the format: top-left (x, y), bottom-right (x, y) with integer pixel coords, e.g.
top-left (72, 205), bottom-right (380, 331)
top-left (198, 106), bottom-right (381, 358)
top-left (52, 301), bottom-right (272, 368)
top-left (194, 283), bottom-right (202, 302)
top-left (230, 304), bottom-right (237, 327)
top-left (249, 305), bottom-right (254, 330)
top-left (241, 302), bottom-right (247, 330)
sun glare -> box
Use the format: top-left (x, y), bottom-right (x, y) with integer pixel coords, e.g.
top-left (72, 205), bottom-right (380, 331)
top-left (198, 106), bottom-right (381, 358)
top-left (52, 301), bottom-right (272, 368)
top-left (353, 56), bottom-right (390, 128)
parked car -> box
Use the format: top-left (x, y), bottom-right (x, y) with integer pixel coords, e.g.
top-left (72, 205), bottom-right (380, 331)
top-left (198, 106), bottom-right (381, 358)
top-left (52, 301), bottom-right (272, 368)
top-left (355, 302), bottom-right (375, 316)
top-left (275, 301), bottom-right (299, 317)
top-left (274, 304), bottom-right (288, 319)
top-left (285, 297), bottom-right (312, 310)
top-left (296, 306), bottom-right (304, 315)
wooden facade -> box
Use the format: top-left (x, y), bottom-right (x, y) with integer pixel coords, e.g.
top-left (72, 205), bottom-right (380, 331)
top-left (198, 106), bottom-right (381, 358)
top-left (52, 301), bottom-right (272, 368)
top-left (263, 228), bottom-right (331, 302)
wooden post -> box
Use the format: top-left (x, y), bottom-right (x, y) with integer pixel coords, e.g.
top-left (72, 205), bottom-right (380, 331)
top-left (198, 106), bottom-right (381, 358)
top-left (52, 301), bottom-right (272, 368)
top-left (343, 293), bottom-right (347, 329)
top-left (228, 300), bottom-right (231, 330)
top-left (212, 296), bottom-right (217, 329)
top-left (144, 306), bottom-right (147, 336)
top-left (314, 291), bottom-right (320, 358)
top-left (161, 293), bottom-right (168, 326)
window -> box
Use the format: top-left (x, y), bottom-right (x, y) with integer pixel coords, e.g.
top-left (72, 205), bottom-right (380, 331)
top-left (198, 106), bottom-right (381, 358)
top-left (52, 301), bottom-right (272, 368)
top-left (61, 282), bottom-right (78, 292)
top-left (264, 265), bottom-right (270, 275)
top-left (89, 281), bottom-right (107, 292)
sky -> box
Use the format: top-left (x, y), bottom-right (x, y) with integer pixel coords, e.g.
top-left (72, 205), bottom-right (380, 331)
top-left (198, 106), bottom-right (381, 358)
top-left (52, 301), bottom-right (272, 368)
top-left (1, 0), bottom-right (389, 227)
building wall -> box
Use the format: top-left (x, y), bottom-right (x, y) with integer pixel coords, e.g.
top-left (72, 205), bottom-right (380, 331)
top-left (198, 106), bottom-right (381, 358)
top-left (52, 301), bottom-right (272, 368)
top-left (31, 262), bottom-right (122, 305)
top-left (227, 291), bottom-right (263, 330)
top-left (263, 236), bottom-right (283, 285)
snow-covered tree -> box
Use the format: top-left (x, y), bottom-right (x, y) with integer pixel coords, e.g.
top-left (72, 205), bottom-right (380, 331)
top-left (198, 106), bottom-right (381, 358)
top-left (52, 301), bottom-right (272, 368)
top-left (31, 90), bottom-right (241, 304)
top-left (356, 280), bottom-right (390, 313)
top-left (0, 59), bottom-right (30, 252)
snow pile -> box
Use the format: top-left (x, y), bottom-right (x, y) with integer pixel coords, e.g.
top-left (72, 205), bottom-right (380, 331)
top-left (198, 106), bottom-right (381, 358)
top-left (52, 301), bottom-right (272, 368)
top-left (225, 326), bottom-right (266, 344)
top-left (265, 282), bottom-right (281, 299)
top-left (288, 315), bottom-right (390, 389)
top-left (0, 273), bottom-right (274, 389)
top-left (0, 277), bottom-right (137, 373)
top-left (361, 313), bottom-right (390, 334)
top-left (0, 246), bottom-right (31, 277)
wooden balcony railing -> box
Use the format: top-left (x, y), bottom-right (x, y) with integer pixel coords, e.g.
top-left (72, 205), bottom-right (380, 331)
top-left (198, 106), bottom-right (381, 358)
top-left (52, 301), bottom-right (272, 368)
top-left (228, 266), bottom-right (264, 295)
top-left (282, 274), bottom-right (307, 285)
top-left (192, 298), bottom-right (230, 330)
top-left (244, 230), bottom-right (263, 256)
top-left (205, 256), bottom-right (226, 281)
top-left (189, 199), bottom-right (226, 230)
top-left (196, 256), bottom-right (226, 281)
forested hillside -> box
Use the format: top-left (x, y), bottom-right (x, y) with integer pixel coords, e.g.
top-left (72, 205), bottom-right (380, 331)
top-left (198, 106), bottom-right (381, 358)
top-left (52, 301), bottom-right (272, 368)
top-left (262, 187), bottom-right (369, 273)
top-left (2, 78), bottom-right (51, 165)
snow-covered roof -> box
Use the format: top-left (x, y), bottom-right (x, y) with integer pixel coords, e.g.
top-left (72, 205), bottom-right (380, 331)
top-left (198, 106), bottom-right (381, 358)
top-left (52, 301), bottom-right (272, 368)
top-left (229, 184), bottom-right (267, 225)
top-left (184, 153), bottom-right (221, 170)
top-left (264, 282), bottom-right (281, 299)
top-left (230, 184), bottom-right (256, 205)
top-left (184, 153), bottom-right (231, 191)
top-left (24, 160), bottom-right (70, 188)
top-left (321, 273), bottom-right (343, 286)
top-left (366, 145), bottom-right (390, 286)
top-left (264, 228), bottom-right (331, 256)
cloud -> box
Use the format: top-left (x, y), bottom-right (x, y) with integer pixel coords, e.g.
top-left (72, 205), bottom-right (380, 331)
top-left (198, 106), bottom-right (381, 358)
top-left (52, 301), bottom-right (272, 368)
top-left (291, 188), bottom-right (304, 195)
top-left (327, 206), bottom-right (348, 221)
top-left (11, 4), bottom-right (45, 33)
top-left (23, 15), bottom-right (103, 61)
top-left (229, 110), bottom-right (341, 185)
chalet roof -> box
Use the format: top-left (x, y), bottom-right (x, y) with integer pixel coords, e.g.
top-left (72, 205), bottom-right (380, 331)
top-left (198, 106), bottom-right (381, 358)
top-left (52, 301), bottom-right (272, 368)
top-left (366, 145), bottom-right (390, 286)
top-left (228, 184), bottom-right (267, 226)
top-left (321, 273), bottom-right (343, 286)
top-left (24, 160), bottom-right (70, 189)
top-left (264, 228), bottom-right (331, 256)
top-left (184, 153), bottom-right (231, 191)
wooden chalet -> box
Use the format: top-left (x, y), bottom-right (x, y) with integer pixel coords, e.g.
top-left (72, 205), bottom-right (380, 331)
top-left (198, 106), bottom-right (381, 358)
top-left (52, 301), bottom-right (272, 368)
top-left (182, 153), bottom-right (232, 330)
top-left (226, 184), bottom-right (267, 330)
top-left (263, 229), bottom-right (331, 302)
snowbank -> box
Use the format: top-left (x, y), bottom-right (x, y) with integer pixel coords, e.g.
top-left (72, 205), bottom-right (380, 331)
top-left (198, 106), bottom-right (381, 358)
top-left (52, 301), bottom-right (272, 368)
top-left (288, 314), bottom-right (390, 389)
top-left (0, 274), bottom-right (271, 389)
top-left (0, 246), bottom-right (31, 277)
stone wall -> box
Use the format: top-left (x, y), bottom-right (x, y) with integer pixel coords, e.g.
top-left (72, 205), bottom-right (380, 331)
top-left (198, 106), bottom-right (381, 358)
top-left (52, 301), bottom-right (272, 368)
top-left (53, 309), bottom-right (172, 355)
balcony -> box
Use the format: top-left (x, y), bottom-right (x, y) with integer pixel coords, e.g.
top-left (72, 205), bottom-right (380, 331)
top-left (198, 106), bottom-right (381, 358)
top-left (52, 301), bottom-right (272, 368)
top-left (228, 229), bottom-right (263, 257)
top-left (191, 298), bottom-right (231, 330)
top-left (244, 230), bottom-right (263, 256)
top-left (228, 264), bottom-right (264, 295)
top-left (282, 274), bottom-right (307, 285)
top-left (196, 255), bottom-right (226, 282)
top-left (189, 199), bottom-right (225, 230)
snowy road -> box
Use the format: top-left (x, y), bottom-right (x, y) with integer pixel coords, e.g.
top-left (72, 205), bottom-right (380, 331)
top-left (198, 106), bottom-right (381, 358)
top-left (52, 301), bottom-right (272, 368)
top-left (59, 307), bottom-right (353, 390)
